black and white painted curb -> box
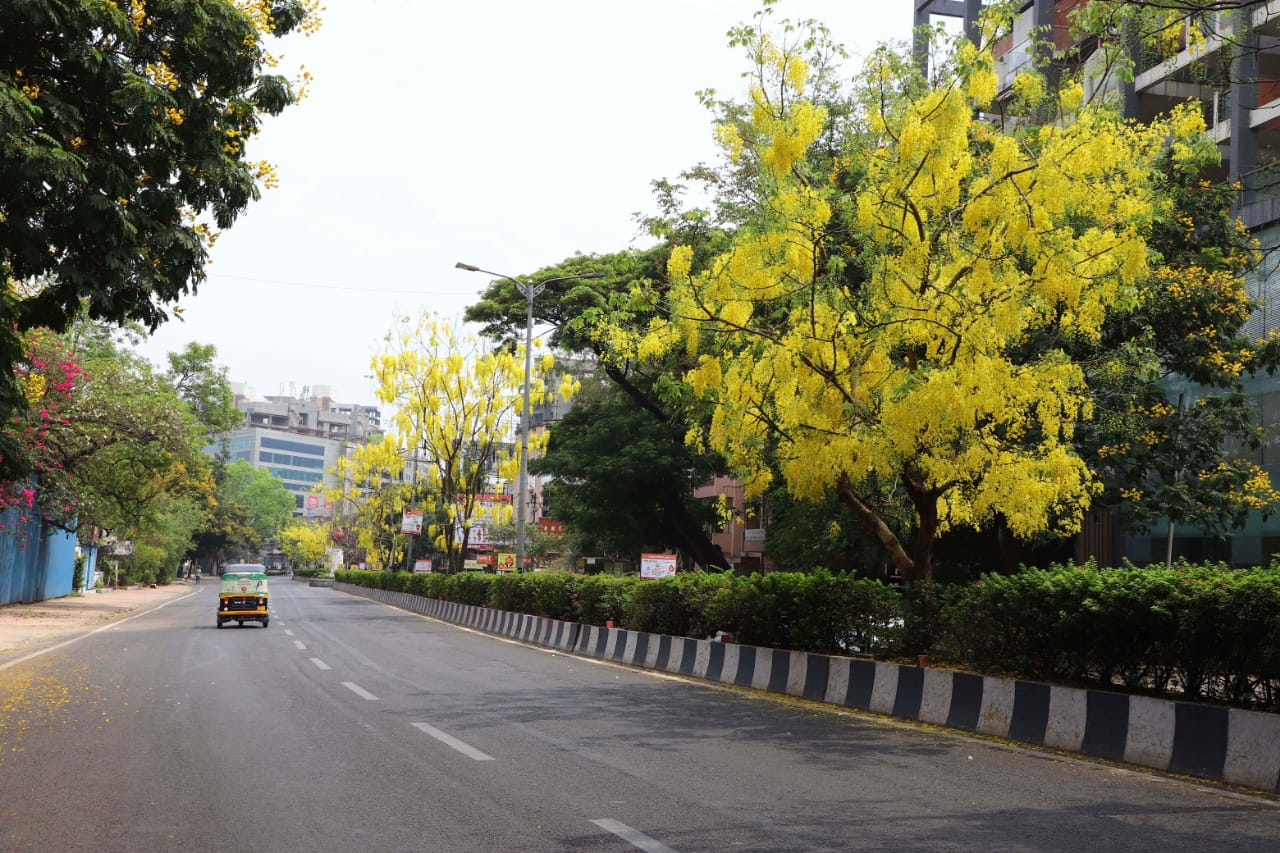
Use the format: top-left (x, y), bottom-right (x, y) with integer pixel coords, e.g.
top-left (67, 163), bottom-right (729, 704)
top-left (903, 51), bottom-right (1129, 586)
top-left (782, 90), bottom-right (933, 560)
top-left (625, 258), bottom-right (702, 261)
top-left (335, 582), bottom-right (1280, 793)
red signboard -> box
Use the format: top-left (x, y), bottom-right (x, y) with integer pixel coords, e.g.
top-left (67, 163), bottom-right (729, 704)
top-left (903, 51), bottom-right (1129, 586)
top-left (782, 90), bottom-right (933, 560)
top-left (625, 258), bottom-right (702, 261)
top-left (536, 518), bottom-right (564, 535)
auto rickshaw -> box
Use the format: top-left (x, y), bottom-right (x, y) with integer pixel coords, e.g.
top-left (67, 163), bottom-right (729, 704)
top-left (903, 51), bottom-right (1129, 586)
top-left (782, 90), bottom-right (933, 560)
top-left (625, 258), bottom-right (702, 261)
top-left (217, 566), bottom-right (270, 628)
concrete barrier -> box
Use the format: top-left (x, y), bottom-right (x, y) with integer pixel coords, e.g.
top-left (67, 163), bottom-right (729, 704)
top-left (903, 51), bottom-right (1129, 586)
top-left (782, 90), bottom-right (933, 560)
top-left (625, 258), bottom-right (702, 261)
top-left (335, 582), bottom-right (1280, 794)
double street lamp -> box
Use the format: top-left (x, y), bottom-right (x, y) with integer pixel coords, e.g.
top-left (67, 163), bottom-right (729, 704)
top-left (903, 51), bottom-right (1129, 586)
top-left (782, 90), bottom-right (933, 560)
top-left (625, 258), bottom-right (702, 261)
top-left (455, 262), bottom-right (605, 573)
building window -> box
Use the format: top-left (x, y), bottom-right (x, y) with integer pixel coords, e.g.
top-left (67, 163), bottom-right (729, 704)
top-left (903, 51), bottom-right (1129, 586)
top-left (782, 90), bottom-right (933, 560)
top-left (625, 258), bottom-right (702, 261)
top-left (257, 451), bottom-right (325, 469)
top-left (261, 436), bottom-right (326, 456)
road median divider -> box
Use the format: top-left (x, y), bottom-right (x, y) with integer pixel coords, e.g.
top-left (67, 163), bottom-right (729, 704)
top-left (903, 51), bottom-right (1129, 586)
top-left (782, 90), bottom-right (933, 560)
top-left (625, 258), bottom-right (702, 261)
top-left (335, 581), bottom-right (1280, 794)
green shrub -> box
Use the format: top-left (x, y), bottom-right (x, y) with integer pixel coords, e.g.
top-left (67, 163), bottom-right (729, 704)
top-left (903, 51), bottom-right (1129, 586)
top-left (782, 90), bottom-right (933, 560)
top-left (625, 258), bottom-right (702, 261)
top-left (936, 560), bottom-right (1280, 710)
top-left (334, 560), bottom-right (1280, 711)
top-left (626, 574), bottom-right (732, 637)
top-left (444, 572), bottom-right (495, 606)
top-left (531, 572), bottom-right (580, 621)
top-left (707, 571), bottom-right (901, 655)
top-left (898, 581), bottom-right (957, 657)
top-left (575, 575), bottom-right (636, 625)
top-left (72, 554), bottom-right (86, 591)
top-left (490, 573), bottom-right (539, 614)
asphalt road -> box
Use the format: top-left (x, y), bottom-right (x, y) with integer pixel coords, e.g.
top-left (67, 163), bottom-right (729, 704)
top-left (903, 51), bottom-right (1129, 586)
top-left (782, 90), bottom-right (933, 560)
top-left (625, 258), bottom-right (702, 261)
top-left (1, 581), bottom-right (1277, 852)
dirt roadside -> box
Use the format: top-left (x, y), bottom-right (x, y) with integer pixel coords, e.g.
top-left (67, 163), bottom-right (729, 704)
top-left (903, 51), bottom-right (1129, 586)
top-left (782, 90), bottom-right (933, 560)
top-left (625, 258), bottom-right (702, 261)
top-left (0, 581), bottom-right (199, 658)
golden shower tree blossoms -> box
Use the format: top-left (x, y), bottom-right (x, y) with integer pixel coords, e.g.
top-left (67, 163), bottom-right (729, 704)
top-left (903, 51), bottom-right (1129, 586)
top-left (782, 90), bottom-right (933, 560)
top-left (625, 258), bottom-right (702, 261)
top-left (627, 41), bottom-right (1206, 581)
top-left (350, 314), bottom-right (575, 572)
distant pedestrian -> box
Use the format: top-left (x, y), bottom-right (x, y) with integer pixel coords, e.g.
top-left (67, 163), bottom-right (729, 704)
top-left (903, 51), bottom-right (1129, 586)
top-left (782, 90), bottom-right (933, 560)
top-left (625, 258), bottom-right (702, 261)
top-left (194, 568), bottom-right (201, 584)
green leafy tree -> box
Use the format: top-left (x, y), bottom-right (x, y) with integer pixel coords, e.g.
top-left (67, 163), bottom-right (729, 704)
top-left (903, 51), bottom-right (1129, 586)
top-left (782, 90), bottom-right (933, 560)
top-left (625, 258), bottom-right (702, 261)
top-left (165, 342), bottom-right (242, 438)
top-left (124, 493), bottom-right (207, 584)
top-left (0, 0), bottom-right (317, 479)
top-left (1068, 158), bottom-right (1280, 547)
top-left (761, 484), bottom-right (913, 576)
top-left (220, 459), bottom-right (294, 541)
top-left (532, 382), bottom-right (726, 568)
top-left (190, 460), bottom-right (292, 564)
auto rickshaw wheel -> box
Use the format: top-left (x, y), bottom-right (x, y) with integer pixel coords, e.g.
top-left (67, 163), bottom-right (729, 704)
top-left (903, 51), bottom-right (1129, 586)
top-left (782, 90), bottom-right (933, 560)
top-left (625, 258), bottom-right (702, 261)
top-left (262, 617), bottom-right (269, 628)
top-left (216, 618), bottom-right (223, 629)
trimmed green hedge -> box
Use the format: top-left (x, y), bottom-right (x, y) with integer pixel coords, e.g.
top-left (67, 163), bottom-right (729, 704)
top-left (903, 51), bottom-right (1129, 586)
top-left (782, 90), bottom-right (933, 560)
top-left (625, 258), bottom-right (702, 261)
top-left (334, 561), bottom-right (1280, 712)
top-left (936, 560), bottom-right (1280, 709)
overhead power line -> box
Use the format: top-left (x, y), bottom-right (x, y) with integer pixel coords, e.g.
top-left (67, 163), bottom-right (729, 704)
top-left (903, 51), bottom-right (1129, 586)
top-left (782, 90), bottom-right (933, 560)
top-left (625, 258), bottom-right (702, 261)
top-left (204, 271), bottom-right (479, 297)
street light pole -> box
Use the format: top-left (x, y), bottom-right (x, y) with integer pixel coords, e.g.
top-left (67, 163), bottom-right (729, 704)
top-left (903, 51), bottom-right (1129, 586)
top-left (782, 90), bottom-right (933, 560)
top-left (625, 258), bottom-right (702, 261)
top-left (403, 446), bottom-right (420, 573)
top-left (455, 262), bottom-right (604, 573)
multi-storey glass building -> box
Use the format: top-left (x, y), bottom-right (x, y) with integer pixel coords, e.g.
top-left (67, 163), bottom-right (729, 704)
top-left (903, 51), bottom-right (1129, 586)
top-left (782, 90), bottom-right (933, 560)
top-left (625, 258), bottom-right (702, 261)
top-left (219, 427), bottom-right (345, 513)
top-left (212, 390), bottom-right (381, 516)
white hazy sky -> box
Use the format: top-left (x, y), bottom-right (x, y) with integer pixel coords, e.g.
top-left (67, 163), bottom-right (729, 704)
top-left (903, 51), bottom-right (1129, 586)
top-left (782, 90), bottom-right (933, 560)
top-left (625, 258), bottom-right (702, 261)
top-left (135, 1), bottom-right (914, 405)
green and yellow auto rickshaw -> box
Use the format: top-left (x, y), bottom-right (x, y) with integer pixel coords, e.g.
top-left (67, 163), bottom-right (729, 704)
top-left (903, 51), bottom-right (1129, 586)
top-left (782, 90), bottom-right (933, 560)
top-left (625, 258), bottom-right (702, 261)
top-left (217, 566), bottom-right (270, 628)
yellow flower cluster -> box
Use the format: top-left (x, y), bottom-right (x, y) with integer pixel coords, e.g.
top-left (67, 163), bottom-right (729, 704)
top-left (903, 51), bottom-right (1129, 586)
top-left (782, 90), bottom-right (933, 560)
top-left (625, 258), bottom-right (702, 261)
top-left (1096, 442), bottom-right (1132, 459)
top-left (1012, 70), bottom-right (1045, 105)
top-left (191, 221), bottom-right (220, 248)
top-left (127, 0), bottom-right (147, 32)
top-left (251, 159), bottom-right (278, 190)
top-left (143, 62), bottom-right (179, 92)
top-left (22, 372), bottom-right (46, 405)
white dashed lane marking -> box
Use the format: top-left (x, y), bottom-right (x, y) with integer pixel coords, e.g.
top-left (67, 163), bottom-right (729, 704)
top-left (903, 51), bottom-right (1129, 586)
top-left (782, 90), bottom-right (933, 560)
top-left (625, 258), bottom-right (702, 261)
top-left (342, 681), bottom-right (378, 701)
top-left (590, 819), bottom-right (677, 853)
top-left (310, 658), bottom-right (331, 670)
top-left (411, 723), bottom-right (493, 761)
top-left (293, 640), bottom-right (306, 650)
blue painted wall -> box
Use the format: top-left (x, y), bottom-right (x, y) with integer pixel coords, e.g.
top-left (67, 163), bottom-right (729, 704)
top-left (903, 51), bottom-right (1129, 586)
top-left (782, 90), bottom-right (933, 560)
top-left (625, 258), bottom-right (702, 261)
top-left (0, 506), bottom-right (78, 606)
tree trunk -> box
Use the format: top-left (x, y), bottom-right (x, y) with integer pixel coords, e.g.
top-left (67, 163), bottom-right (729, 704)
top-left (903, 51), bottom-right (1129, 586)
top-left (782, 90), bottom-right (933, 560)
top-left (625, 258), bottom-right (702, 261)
top-left (603, 362), bottom-right (729, 570)
top-left (902, 469), bottom-right (940, 583)
top-left (659, 495), bottom-right (728, 570)
top-left (834, 472), bottom-right (917, 579)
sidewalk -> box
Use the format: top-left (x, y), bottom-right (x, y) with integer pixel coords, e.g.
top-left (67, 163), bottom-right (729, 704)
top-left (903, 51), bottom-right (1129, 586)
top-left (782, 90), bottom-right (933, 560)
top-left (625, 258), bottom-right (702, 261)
top-left (0, 581), bottom-right (198, 657)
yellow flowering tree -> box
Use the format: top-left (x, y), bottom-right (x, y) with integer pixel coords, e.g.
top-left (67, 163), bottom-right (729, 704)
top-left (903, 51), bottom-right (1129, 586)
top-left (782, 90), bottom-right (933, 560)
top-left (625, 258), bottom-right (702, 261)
top-left (361, 314), bottom-right (574, 572)
top-left (326, 450), bottom-right (407, 571)
top-left (623, 33), bottom-right (1202, 581)
top-left (278, 519), bottom-right (329, 570)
